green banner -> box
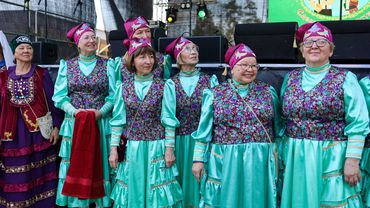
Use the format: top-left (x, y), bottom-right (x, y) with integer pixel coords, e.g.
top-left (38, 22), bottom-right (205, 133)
top-left (268, 0), bottom-right (370, 25)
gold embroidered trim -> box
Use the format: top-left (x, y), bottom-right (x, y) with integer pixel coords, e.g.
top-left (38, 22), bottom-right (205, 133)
top-left (320, 193), bottom-right (359, 207)
top-left (211, 151), bottom-right (223, 159)
top-left (165, 129), bottom-right (175, 132)
top-left (347, 145), bottom-right (364, 149)
top-left (7, 76), bottom-right (35, 106)
top-left (151, 156), bottom-right (164, 163)
top-left (322, 141), bottom-right (340, 151)
top-left (322, 172), bottom-right (342, 179)
top-left (348, 139), bottom-right (365, 143)
top-left (0, 155), bottom-right (57, 173)
top-left (196, 141), bottom-right (207, 146)
top-left (346, 153), bottom-right (362, 158)
top-left (151, 179), bottom-right (177, 189)
top-left (62, 137), bottom-right (71, 141)
top-left (4, 132), bottom-right (12, 139)
top-left (207, 178), bottom-right (221, 185)
top-left (117, 180), bottom-right (128, 188)
top-left (0, 189), bottom-right (56, 208)
top-left (23, 110), bottom-right (39, 131)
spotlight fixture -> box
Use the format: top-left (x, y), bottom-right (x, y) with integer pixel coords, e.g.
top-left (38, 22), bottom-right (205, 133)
top-left (197, 3), bottom-right (208, 20)
top-left (166, 7), bottom-right (178, 23)
top-left (180, 1), bottom-right (192, 9)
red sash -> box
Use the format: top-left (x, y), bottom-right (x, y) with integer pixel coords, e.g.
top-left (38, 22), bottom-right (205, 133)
top-left (62, 111), bottom-right (105, 199)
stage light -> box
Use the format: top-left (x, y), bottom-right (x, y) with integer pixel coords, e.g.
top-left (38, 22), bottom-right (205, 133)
top-left (166, 7), bottom-right (178, 23)
top-left (180, 1), bottom-right (191, 9)
top-left (197, 3), bottom-right (208, 20)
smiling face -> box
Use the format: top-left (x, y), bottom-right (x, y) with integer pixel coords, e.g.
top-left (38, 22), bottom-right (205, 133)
top-left (231, 56), bottom-right (258, 84)
top-left (14, 43), bottom-right (33, 63)
top-left (132, 27), bottom-right (151, 39)
top-left (77, 31), bottom-right (97, 55)
top-left (178, 43), bottom-right (199, 67)
top-left (301, 36), bottom-right (334, 67)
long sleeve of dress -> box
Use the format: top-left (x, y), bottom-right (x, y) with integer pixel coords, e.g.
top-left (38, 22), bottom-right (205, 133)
top-left (43, 70), bottom-right (63, 128)
top-left (109, 81), bottom-right (126, 147)
top-left (191, 89), bottom-right (214, 162)
top-left (99, 58), bottom-right (119, 117)
top-left (270, 86), bottom-right (284, 139)
top-left (359, 76), bottom-right (370, 117)
top-left (52, 59), bottom-right (77, 116)
top-left (162, 54), bottom-right (172, 81)
top-left (343, 72), bottom-right (370, 159)
top-left (210, 74), bottom-right (219, 88)
top-left (161, 79), bottom-right (180, 148)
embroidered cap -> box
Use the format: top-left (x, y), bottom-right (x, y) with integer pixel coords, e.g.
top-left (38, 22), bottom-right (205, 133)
top-left (67, 23), bottom-right (94, 45)
top-left (296, 22), bottom-right (333, 44)
top-left (123, 38), bottom-right (152, 56)
top-left (165, 36), bottom-right (193, 60)
top-left (10, 35), bottom-right (32, 53)
top-left (224, 43), bottom-right (256, 69)
top-left (124, 16), bottom-right (150, 38)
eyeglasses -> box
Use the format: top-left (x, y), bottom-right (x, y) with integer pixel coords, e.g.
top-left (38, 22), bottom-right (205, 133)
top-left (183, 45), bottom-right (199, 53)
top-left (302, 39), bottom-right (329, 48)
top-left (235, 64), bottom-right (260, 71)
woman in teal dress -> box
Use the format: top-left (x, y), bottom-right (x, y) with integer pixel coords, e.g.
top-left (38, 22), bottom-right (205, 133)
top-left (109, 38), bottom-right (183, 207)
top-left (161, 36), bottom-right (218, 207)
top-left (360, 76), bottom-right (370, 207)
top-left (53, 23), bottom-right (118, 207)
top-left (113, 16), bottom-right (172, 81)
top-left (280, 22), bottom-right (369, 208)
top-left (192, 43), bottom-right (282, 208)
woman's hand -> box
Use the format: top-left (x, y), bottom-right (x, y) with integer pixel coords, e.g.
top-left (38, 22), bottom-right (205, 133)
top-left (192, 162), bottom-right (205, 182)
top-left (109, 147), bottom-right (118, 170)
top-left (344, 158), bottom-right (361, 187)
top-left (87, 109), bottom-right (102, 120)
top-left (165, 147), bottom-right (176, 168)
top-left (74, 108), bottom-right (86, 116)
top-left (49, 127), bottom-right (60, 145)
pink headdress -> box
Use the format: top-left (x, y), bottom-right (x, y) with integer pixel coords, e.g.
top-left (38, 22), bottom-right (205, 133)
top-left (124, 16), bottom-right (150, 38)
top-left (165, 36), bottom-right (193, 60)
top-left (66, 23), bottom-right (94, 45)
top-left (123, 38), bottom-right (152, 56)
top-left (296, 22), bottom-right (333, 44)
top-left (224, 43), bottom-right (256, 69)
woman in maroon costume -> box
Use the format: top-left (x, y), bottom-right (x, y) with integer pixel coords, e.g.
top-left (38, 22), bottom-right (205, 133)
top-left (0, 35), bottom-right (62, 207)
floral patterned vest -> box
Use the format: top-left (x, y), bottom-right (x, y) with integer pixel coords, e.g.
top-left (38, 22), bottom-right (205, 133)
top-left (122, 78), bottom-right (165, 141)
top-left (212, 80), bottom-right (274, 144)
top-left (282, 67), bottom-right (347, 141)
top-left (67, 57), bottom-right (108, 110)
top-left (172, 72), bottom-right (210, 135)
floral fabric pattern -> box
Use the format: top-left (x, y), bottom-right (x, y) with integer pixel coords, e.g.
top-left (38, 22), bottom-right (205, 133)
top-left (282, 67), bottom-right (347, 141)
top-left (122, 78), bottom-right (165, 140)
top-left (212, 80), bottom-right (274, 144)
top-left (173, 72), bottom-right (210, 135)
top-left (67, 57), bottom-right (108, 110)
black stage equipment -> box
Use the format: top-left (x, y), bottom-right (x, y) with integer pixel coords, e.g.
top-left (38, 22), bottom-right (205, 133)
top-left (32, 42), bottom-right (58, 64)
top-left (234, 22), bottom-right (298, 63)
top-left (108, 27), bottom-right (166, 58)
top-left (158, 35), bottom-right (228, 63)
top-left (321, 20), bottom-right (370, 64)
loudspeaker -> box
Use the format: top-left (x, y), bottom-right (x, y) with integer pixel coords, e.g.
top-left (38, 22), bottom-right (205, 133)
top-left (108, 28), bottom-right (167, 58)
top-left (32, 42), bottom-right (58, 64)
top-left (320, 20), bottom-right (370, 64)
top-left (158, 36), bottom-right (228, 63)
top-left (234, 22), bottom-right (298, 63)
